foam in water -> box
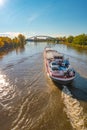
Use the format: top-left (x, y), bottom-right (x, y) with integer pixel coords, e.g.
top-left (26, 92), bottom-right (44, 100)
top-left (62, 86), bottom-right (87, 130)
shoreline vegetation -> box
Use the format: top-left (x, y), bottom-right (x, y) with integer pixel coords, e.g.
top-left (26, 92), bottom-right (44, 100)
top-left (59, 34), bottom-right (87, 49)
top-left (26, 33), bottom-right (87, 49)
top-left (0, 34), bottom-right (26, 52)
top-left (0, 34), bottom-right (87, 53)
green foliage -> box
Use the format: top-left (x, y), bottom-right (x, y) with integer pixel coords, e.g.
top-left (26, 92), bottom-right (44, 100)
top-left (73, 34), bottom-right (87, 45)
top-left (57, 37), bottom-right (66, 42)
top-left (64, 34), bottom-right (87, 47)
top-left (0, 34), bottom-right (26, 51)
top-left (18, 34), bottom-right (26, 45)
top-left (67, 36), bottom-right (74, 43)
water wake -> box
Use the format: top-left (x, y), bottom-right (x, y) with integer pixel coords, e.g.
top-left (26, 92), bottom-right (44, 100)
top-left (11, 91), bottom-right (48, 130)
top-left (62, 86), bottom-right (87, 130)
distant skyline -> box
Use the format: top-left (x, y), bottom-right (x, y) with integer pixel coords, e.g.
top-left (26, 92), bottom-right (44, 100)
top-left (0, 0), bottom-right (87, 37)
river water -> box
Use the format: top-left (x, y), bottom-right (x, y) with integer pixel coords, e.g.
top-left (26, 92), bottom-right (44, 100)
top-left (0, 42), bottom-right (87, 130)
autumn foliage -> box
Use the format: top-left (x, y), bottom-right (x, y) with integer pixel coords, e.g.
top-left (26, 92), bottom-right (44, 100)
top-left (0, 34), bottom-right (26, 51)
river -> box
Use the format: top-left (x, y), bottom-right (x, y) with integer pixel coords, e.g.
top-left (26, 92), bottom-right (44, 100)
top-left (0, 42), bottom-right (87, 130)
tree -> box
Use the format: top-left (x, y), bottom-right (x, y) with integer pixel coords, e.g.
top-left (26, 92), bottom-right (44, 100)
top-left (12, 37), bottom-right (19, 47)
top-left (73, 34), bottom-right (87, 45)
top-left (67, 36), bottom-right (74, 43)
top-left (18, 34), bottom-right (26, 45)
top-left (0, 40), bottom-right (4, 48)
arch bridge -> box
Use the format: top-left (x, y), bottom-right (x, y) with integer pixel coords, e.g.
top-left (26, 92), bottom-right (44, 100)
top-left (26, 35), bottom-right (57, 41)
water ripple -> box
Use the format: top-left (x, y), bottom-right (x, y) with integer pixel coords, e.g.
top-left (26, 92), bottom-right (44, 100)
top-left (0, 71), bottom-right (16, 110)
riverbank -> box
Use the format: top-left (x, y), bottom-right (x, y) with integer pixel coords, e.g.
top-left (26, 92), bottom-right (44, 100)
top-left (56, 41), bottom-right (87, 49)
top-left (62, 34), bottom-right (87, 49)
top-left (66, 43), bottom-right (87, 49)
top-left (0, 34), bottom-right (26, 53)
top-left (70, 44), bottom-right (87, 49)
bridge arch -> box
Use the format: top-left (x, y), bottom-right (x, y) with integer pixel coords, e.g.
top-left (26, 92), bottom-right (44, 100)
top-left (26, 35), bottom-right (56, 41)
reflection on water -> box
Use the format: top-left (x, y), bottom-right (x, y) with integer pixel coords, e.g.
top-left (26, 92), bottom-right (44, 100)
top-left (0, 42), bottom-right (87, 130)
top-left (0, 71), bottom-right (16, 110)
top-left (0, 46), bottom-right (25, 60)
top-left (15, 46), bottom-right (25, 54)
top-left (67, 45), bottom-right (87, 54)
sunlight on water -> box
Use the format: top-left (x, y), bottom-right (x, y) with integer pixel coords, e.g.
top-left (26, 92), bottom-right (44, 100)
top-left (0, 42), bottom-right (87, 130)
top-left (0, 73), bottom-right (9, 98)
top-left (0, 71), bottom-right (16, 109)
top-left (11, 98), bottom-right (29, 130)
top-left (62, 86), bottom-right (87, 130)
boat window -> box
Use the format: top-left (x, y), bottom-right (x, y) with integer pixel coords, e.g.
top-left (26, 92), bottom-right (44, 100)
top-left (52, 62), bottom-right (57, 65)
top-left (59, 57), bottom-right (63, 59)
top-left (62, 62), bottom-right (65, 66)
top-left (54, 56), bottom-right (63, 59)
top-left (52, 67), bottom-right (58, 71)
top-left (54, 56), bottom-right (59, 59)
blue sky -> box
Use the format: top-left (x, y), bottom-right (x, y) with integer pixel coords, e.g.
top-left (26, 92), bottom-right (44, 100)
top-left (0, 0), bottom-right (87, 37)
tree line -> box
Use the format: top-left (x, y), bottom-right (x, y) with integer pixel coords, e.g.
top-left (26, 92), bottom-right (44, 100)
top-left (0, 34), bottom-right (26, 51)
top-left (57, 34), bottom-right (87, 47)
top-left (0, 33), bottom-right (87, 51)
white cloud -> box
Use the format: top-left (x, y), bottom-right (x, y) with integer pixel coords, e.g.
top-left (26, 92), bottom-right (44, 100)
top-left (0, 32), bottom-right (22, 38)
